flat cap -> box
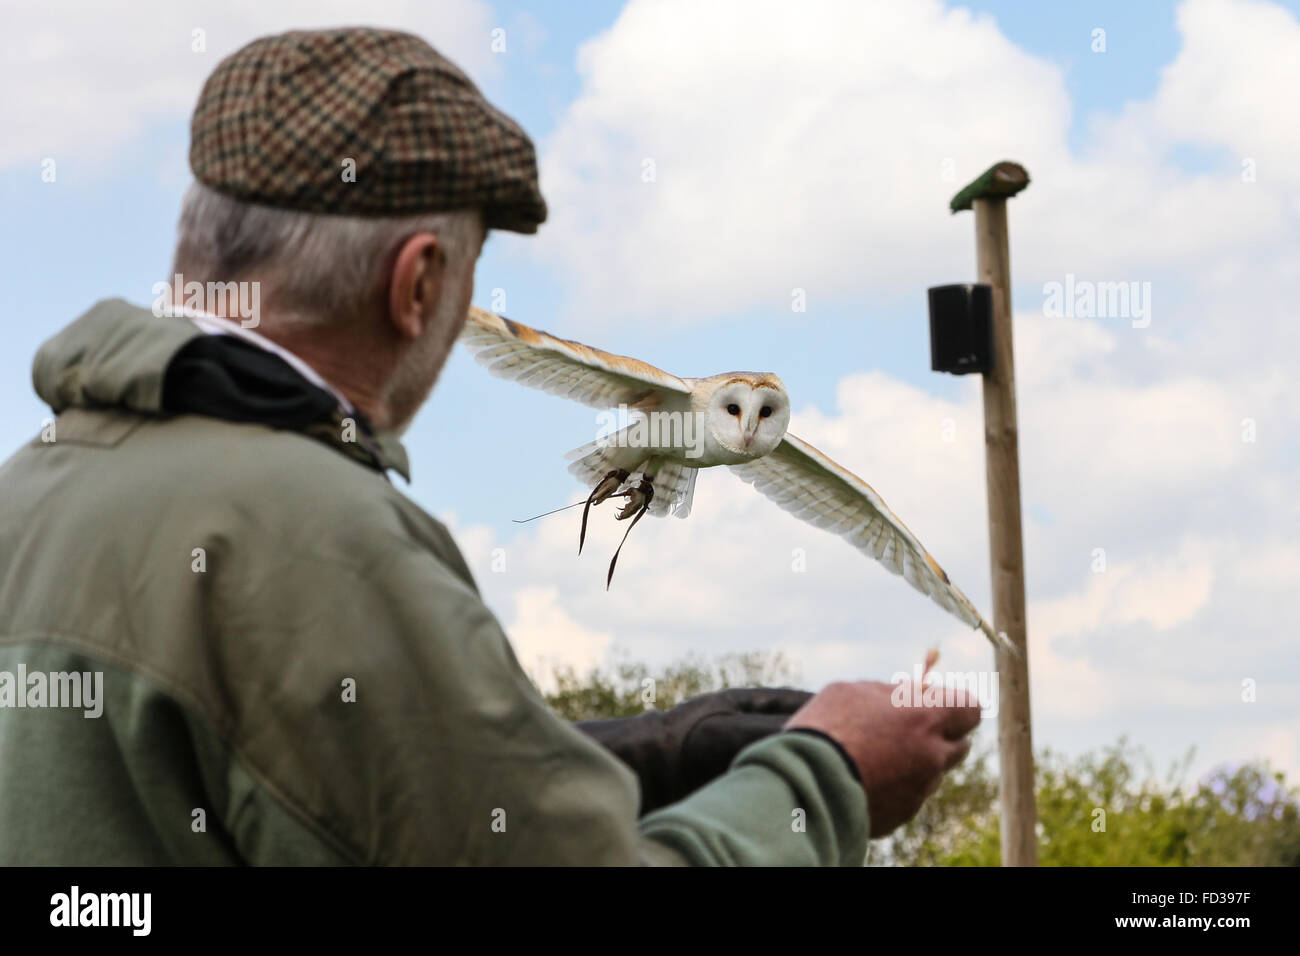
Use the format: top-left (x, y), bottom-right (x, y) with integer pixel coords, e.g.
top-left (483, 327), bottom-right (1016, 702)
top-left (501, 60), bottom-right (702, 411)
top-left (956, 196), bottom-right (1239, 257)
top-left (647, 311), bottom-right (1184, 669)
top-left (189, 28), bottom-right (546, 232)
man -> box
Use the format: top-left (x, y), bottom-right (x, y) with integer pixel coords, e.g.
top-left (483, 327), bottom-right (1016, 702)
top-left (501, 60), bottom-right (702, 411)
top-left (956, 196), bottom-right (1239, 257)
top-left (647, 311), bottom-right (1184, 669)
top-left (0, 28), bottom-right (979, 865)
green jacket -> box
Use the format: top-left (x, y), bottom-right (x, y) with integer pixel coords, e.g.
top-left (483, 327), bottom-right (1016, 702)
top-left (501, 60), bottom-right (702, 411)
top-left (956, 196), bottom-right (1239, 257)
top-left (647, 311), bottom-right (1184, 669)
top-left (0, 299), bottom-right (868, 865)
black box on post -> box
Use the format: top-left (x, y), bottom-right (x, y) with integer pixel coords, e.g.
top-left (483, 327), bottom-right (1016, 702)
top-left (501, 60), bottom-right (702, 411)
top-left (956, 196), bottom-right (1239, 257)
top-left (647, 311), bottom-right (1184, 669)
top-left (927, 283), bottom-right (993, 375)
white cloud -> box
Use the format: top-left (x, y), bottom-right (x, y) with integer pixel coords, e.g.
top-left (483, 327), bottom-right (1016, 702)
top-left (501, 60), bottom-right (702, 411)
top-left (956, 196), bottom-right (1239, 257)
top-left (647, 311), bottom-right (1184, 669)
top-left (2, 0), bottom-right (496, 170)
top-left (502, 587), bottom-right (614, 688)
top-left (1147, 0), bottom-right (1300, 184)
top-left (1254, 724), bottom-right (1300, 776)
top-left (537, 0), bottom-right (1068, 320)
top-left (535, 0), bottom-right (1300, 324)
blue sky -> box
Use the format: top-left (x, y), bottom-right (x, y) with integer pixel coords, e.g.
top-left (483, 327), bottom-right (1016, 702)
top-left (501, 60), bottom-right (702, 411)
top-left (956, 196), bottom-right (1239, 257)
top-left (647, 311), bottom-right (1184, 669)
top-left (4, 0), bottom-right (1299, 784)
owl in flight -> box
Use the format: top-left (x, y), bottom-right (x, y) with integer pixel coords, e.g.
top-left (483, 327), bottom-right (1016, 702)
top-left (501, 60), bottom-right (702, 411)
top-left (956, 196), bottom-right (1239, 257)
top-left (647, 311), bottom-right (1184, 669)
top-left (461, 307), bottom-right (1013, 654)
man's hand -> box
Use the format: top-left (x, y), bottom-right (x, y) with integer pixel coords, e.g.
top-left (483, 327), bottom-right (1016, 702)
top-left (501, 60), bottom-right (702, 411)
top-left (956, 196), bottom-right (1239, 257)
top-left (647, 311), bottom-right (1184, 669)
top-left (577, 688), bottom-right (812, 814)
top-left (784, 680), bottom-right (981, 837)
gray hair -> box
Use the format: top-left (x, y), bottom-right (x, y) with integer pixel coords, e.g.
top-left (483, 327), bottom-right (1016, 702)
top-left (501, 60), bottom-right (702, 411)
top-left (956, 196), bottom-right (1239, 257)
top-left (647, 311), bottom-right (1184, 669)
top-left (170, 182), bottom-right (483, 325)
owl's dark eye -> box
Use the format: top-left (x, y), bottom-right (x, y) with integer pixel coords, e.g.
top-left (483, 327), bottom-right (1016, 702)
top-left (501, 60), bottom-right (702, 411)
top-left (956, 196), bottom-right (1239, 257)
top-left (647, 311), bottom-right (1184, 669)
top-left (759, 406), bottom-right (773, 418)
top-left (726, 403), bottom-right (741, 416)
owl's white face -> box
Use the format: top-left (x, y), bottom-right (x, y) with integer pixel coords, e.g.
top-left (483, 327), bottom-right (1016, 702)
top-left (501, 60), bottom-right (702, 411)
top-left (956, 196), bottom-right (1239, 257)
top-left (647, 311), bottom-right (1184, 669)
top-left (704, 379), bottom-right (791, 463)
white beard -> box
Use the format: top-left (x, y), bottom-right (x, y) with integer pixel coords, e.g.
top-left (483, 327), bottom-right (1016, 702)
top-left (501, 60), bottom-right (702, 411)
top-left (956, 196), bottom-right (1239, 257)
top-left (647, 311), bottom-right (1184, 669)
top-left (384, 272), bottom-right (473, 435)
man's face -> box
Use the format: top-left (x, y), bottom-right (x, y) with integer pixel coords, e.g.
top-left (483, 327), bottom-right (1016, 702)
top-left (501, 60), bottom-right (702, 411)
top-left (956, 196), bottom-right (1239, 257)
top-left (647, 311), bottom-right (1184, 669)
top-left (385, 226), bottom-right (485, 434)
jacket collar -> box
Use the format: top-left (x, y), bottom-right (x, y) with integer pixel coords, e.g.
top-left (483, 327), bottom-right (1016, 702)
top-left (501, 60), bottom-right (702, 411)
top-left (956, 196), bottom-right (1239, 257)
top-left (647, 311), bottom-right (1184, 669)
top-left (34, 298), bottom-right (412, 482)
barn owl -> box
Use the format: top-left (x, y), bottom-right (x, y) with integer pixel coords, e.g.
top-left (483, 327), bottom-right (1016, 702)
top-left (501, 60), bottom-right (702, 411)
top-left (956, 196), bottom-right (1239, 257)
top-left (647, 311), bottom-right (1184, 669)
top-left (461, 307), bottom-right (1014, 655)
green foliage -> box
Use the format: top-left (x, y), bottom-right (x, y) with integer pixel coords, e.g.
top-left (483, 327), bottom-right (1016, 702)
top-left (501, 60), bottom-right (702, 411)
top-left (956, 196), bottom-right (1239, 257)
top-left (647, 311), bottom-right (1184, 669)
top-left (883, 737), bottom-right (1300, 866)
top-left (541, 650), bottom-right (797, 721)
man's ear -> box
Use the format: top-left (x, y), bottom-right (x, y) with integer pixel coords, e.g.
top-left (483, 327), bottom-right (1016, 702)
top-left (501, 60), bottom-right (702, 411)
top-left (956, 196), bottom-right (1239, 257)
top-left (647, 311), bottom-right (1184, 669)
top-left (387, 233), bottom-right (444, 340)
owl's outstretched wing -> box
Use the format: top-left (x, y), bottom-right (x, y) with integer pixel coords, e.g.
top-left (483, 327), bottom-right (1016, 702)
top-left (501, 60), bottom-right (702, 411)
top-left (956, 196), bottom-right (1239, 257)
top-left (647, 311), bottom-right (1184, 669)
top-left (729, 433), bottom-right (1015, 655)
top-left (460, 307), bottom-right (692, 409)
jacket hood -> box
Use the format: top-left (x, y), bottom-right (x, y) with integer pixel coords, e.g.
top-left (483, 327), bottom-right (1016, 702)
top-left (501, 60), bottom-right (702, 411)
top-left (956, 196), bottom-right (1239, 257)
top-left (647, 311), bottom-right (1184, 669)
top-left (33, 298), bottom-right (411, 480)
top-left (34, 298), bottom-right (204, 418)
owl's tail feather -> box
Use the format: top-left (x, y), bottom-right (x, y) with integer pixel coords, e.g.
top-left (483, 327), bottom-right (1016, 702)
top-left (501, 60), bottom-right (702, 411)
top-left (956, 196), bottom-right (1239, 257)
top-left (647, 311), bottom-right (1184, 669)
top-left (567, 435), bottom-right (636, 487)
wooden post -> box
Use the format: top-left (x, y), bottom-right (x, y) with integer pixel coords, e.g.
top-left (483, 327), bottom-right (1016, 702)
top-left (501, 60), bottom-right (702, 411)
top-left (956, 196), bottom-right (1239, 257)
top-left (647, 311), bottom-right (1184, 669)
top-left (951, 161), bottom-right (1037, 866)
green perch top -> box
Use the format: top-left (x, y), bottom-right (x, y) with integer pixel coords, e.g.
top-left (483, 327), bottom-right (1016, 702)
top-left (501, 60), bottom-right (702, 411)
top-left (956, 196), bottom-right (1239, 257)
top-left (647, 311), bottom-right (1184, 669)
top-left (950, 161), bottom-right (1031, 213)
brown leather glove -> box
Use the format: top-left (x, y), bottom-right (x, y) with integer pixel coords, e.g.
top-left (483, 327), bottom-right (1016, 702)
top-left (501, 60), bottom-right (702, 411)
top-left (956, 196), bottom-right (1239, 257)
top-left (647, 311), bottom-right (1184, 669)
top-left (576, 687), bottom-right (813, 814)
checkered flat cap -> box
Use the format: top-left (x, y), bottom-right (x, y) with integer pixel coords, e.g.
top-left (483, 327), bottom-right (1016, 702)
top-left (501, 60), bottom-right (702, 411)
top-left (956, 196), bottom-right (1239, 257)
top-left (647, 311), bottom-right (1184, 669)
top-left (189, 28), bottom-right (546, 232)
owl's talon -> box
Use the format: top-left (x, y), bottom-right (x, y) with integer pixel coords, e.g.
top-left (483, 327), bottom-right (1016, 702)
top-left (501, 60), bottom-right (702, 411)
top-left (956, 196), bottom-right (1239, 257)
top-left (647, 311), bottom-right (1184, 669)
top-left (580, 468), bottom-right (630, 554)
top-left (615, 482), bottom-right (652, 520)
top-left (591, 469), bottom-right (630, 505)
top-left (606, 477), bottom-right (654, 588)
